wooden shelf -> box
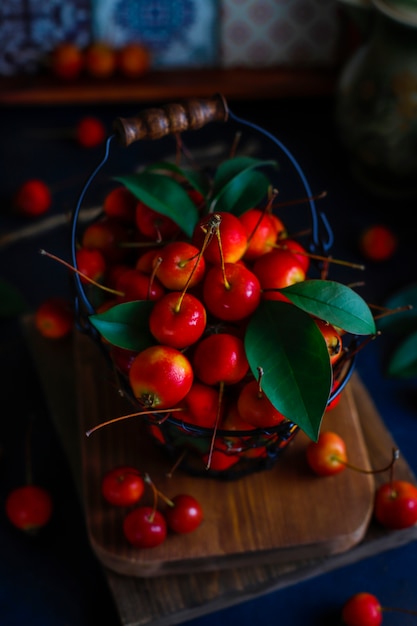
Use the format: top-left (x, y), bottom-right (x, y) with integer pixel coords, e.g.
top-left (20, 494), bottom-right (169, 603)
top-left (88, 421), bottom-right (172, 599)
top-left (0, 66), bottom-right (338, 106)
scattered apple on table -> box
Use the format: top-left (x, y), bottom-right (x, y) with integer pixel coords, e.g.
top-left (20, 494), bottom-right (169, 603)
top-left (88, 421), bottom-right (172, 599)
top-left (14, 179), bottom-right (52, 217)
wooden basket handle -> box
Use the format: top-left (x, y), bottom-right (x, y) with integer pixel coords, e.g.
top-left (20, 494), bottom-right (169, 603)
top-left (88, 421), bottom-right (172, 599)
top-left (113, 94), bottom-right (229, 146)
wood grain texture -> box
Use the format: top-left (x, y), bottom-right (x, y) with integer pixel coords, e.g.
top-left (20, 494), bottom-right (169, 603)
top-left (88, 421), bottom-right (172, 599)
top-left (23, 317), bottom-right (417, 626)
top-left (0, 67), bottom-right (337, 106)
top-left (72, 330), bottom-right (375, 577)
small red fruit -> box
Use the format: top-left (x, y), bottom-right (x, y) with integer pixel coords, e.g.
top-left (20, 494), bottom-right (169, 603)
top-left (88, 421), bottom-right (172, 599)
top-left (14, 179), bottom-right (51, 217)
top-left (103, 186), bottom-right (137, 223)
top-left (202, 262), bottom-right (261, 321)
top-left (192, 333), bottom-right (249, 386)
top-left (165, 494), bottom-right (204, 534)
top-left (75, 247), bottom-right (106, 284)
top-left (35, 296), bottom-right (73, 339)
top-left (75, 116), bottom-right (106, 148)
top-left (239, 208), bottom-right (281, 260)
top-left (253, 248), bottom-right (305, 300)
top-left (154, 241), bottom-right (205, 290)
top-left (117, 42), bottom-right (151, 78)
top-left (84, 42), bottom-right (116, 79)
top-left (237, 379), bottom-right (286, 428)
top-left (81, 217), bottom-right (130, 263)
top-left (123, 506), bottom-right (167, 548)
top-left (6, 485), bottom-right (53, 532)
top-left (149, 292), bottom-right (206, 348)
top-left (135, 201), bottom-right (181, 241)
top-left (101, 466), bottom-right (145, 507)
top-left (115, 267), bottom-right (165, 302)
top-left (359, 224), bottom-right (397, 261)
top-left (342, 592), bottom-right (382, 626)
top-left (129, 345), bottom-right (194, 409)
top-left (193, 211), bottom-right (248, 265)
top-left (306, 430), bottom-right (347, 476)
top-left (176, 382), bottom-right (221, 429)
top-left (374, 479), bottom-right (417, 529)
top-left (50, 42), bottom-right (83, 80)
top-left (314, 318), bottom-right (343, 365)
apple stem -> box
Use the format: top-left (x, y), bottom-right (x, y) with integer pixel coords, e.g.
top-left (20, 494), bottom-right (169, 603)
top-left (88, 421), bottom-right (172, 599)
top-left (256, 366), bottom-right (265, 398)
top-left (370, 303), bottom-right (413, 321)
top-left (272, 189), bottom-right (327, 209)
top-left (85, 407), bottom-right (184, 437)
top-left (229, 131), bottom-right (242, 158)
top-left (144, 473), bottom-right (175, 508)
top-left (244, 190), bottom-right (280, 253)
top-left (149, 256), bottom-right (163, 300)
top-left (381, 606), bottom-right (417, 616)
top-left (205, 380), bottom-right (225, 470)
top-left (39, 248), bottom-right (124, 297)
top-left (143, 473), bottom-right (159, 522)
top-left (174, 215), bottom-right (218, 311)
top-left (273, 242), bottom-right (365, 271)
top-left (334, 447), bottom-right (400, 475)
top-left (166, 449), bottom-right (188, 478)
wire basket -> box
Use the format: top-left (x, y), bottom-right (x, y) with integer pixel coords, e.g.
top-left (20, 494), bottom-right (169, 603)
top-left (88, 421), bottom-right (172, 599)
top-left (70, 94), bottom-right (360, 480)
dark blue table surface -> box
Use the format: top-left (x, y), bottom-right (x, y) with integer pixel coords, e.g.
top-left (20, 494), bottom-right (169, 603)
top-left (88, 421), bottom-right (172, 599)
top-left (0, 95), bottom-right (416, 626)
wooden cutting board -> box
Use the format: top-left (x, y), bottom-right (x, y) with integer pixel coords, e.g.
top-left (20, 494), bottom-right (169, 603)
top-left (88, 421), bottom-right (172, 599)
top-left (73, 329), bottom-right (375, 577)
top-left (23, 316), bottom-right (417, 626)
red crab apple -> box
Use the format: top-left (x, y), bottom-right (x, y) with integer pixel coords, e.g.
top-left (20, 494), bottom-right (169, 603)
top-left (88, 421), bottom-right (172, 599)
top-left (165, 494), bottom-right (204, 534)
top-left (237, 379), bottom-right (286, 428)
top-left (6, 485), bottom-right (53, 532)
top-left (276, 238), bottom-right (311, 273)
top-left (101, 466), bottom-right (145, 507)
top-left (117, 42), bottom-right (151, 78)
top-left (75, 116), bottom-right (106, 148)
top-left (175, 382), bottom-right (221, 429)
top-left (123, 506), bottom-right (167, 548)
top-left (75, 247), bottom-right (106, 284)
top-left (192, 211), bottom-right (248, 265)
top-left (14, 179), bottom-right (52, 217)
top-left (306, 430), bottom-right (347, 476)
top-left (201, 440), bottom-right (240, 471)
top-left (314, 318), bottom-right (343, 365)
top-left (374, 479), bottom-right (417, 529)
top-left (84, 42), bottom-right (116, 79)
top-left (50, 42), bottom-right (84, 80)
top-left (239, 208), bottom-right (282, 260)
top-left (359, 224), bottom-right (397, 262)
top-left (148, 291), bottom-right (207, 348)
top-left (81, 217), bottom-right (130, 263)
top-left (129, 345), bottom-right (193, 409)
top-left (202, 262), bottom-right (261, 321)
top-left (154, 241), bottom-right (206, 290)
top-left (252, 248), bottom-right (306, 300)
top-left (135, 201), bottom-right (181, 241)
top-left (192, 333), bottom-right (249, 386)
top-left (115, 267), bottom-right (165, 302)
top-left (103, 186), bottom-right (137, 223)
top-left (35, 296), bottom-right (73, 339)
top-left (342, 592), bottom-right (382, 626)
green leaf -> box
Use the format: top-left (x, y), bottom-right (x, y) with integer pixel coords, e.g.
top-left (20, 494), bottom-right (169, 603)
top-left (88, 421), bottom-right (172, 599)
top-left (115, 172), bottom-right (200, 237)
top-left (89, 300), bottom-right (155, 351)
top-left (378, 282), bottom-right (417, 335)
top-left (210, 156), bottom-right (277, 215)
top-left (0, 279), bottom-right (27, 317)
top-left (281, 280), bottom-right (376, 335)
top-left (387, 330), bottom-right (417, 379)
top-left (144, 161), bottom-right (211, 198)
top-left (245, 301), bottom-right (332, 441)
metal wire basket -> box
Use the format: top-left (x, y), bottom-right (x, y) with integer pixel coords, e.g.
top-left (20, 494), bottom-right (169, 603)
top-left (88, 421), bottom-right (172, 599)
top-left (70, 94), bottom-right (360, 480)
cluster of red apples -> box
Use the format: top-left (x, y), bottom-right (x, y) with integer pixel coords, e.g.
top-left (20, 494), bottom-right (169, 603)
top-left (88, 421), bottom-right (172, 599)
top-left (101, 466), bottom-right (203, 548)
top-left (75, 172), bottom-right (360, 474)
